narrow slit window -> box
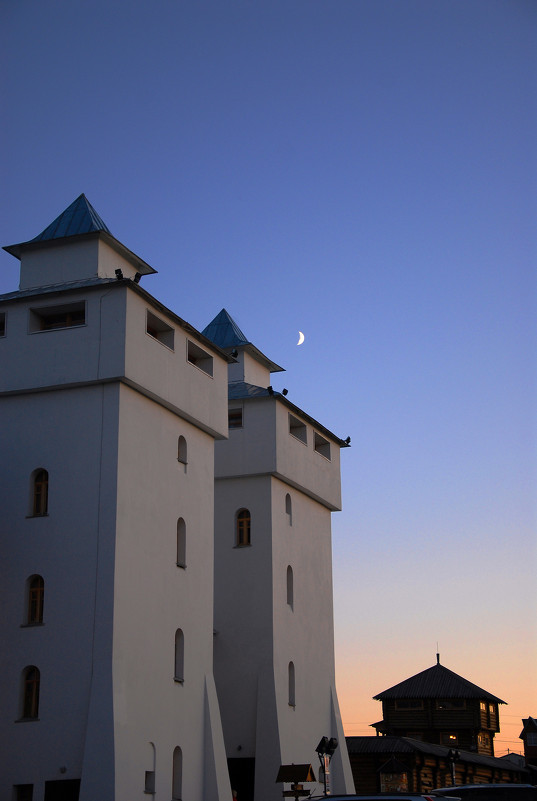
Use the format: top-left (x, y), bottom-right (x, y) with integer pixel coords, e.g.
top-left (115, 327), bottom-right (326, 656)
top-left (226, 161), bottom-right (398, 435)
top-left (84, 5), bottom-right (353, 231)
top-left (172, 747), bottom-right (183, 801)
top-left (288, 661), bottom-right (295, 707)
top-left (22, 666), bottom-right (40, 719)
top-left (187, 340), bottom-right (213, 376)
top-left (236, 509), bottom-right (251, 547)
top-left (177, 436), bottom-right (187, 466)
top-left (144, 772), bottom-right (155, 795)
top-left (27, 576), bottom-right (44, 624)
top-left (176, 518), bottom-right (186, 568)
top-left (29, 301), bottom-right (85, 332)
top-left (285, 493), bottom-right (292, 525)
top-left (314, 432), bottom-right (331, 460)
top-left (0, 312), bottom-right (5, 337)
top-left (32, 469), bottom-right (48, 516)
top-left (286, 566), bottom-right (294, 609)
top-left (174, 629), bottom-right (184, 682)
top-left (289, 414), bottom-right (307, 444)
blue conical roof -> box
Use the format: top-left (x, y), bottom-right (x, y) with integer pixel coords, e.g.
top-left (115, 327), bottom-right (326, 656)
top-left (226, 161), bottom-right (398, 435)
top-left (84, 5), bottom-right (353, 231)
top-left (202, 308), bottom-right (249, 348)
top-left (31, 193), bottom-right (111, 242)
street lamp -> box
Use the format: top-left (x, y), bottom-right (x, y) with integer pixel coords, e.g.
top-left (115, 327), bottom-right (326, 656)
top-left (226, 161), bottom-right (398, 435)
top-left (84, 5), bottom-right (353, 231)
top-left (315, 737), bottom-right (338, 795)
top-left (447, 748), bottom-right (460, 786)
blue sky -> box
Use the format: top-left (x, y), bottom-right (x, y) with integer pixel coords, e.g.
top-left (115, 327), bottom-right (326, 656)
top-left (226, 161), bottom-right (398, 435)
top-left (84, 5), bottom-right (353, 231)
top-left (2, 0), bottom-right (535, 751)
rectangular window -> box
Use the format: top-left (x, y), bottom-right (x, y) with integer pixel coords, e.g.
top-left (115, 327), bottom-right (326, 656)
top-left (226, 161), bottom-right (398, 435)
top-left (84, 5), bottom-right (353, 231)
top-left (440, 732), bottom-right (459, 746)
top-left (395, 699), bottom-right (423, 710)
top-left (0, 312), bottom-right (5, 337)
top-left (527, 733), bottom-right (537, 746)
top-left (314, 432), bottom-right (331, 460)
top-left (289, 414), bottom-right (307, 444)
top-left (187, 340), bottom-right (213, 376)
top-left (146, 310), bottom-right (174, 349)
top-left (228, 407), bottom-right (243, 429)
top-left (29, 301), bottom-right (85, 332)
top-left (436, 699), bottom-right (466, 710)
top-left (14, 786), bottom-right (33, 801)
top-left (144, 772), bottom-right (156, 794)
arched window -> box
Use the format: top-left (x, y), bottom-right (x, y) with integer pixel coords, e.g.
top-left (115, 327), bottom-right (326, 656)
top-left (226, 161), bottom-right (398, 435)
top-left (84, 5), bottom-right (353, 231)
top-left (174, 629), bottom-right (184, 682)
top-left (22, 666), bottom-right (40, 719)
top-left (288, 661), bottom-right (295, 707)
top-left (177, 436), bottom-right (187, 467)
top-left (32, 469), bottom-right (48, 516)
top-left (236, 509), bottom-right (251, 547)
top-left (176, 518), bottom-right (186, 568)
top-left (27, 575), bottom-right (44, 624)
top-left (172, 746), bottom-right (183, 801)
top-left (286, 566), bottom-right (293, 609)
top-left (285, 493), bottom-right (292, 525)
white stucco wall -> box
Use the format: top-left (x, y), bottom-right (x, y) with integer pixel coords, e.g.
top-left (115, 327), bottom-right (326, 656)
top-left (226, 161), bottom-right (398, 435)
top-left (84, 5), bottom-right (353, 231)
top-left (111, 384), bottom-right (230, 801)
top-left (123, 291), bottom-right (229, 439)
top-left (0, 384), bottom-right (119, 801)
top-left (213, 395), bottom-right (353, 801)
top-left (18, 237), bottom-right (146, 291)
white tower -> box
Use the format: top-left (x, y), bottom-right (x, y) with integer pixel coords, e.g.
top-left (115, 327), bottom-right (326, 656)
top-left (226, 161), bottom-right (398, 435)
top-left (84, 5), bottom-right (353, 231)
top-left (0, 196), bottom-right (231, 801)
top-left (203, 310), bottom-right (355, 801)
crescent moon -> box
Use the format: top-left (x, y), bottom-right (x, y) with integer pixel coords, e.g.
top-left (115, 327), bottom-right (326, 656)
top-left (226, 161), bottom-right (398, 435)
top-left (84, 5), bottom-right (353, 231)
top-left (297, 331), bottom-right (305, 346)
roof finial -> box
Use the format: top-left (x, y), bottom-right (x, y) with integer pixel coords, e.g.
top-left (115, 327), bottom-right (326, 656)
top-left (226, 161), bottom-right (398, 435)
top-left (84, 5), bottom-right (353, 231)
top-left (436, 647), bottom-right (440, 665)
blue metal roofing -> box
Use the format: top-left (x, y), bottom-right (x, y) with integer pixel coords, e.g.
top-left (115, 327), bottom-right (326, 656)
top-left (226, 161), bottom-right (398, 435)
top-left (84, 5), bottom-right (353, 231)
top-left (202, 308), bottom-right (249, 348)
top-left (31, 194), bottom-right (112, 242)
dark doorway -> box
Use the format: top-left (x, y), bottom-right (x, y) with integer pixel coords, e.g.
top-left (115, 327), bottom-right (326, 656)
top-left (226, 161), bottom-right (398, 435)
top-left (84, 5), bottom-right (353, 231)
top-left (44, 780), bottom-right (80, 801)
top-left (228, 757), bottom-right (255, 801)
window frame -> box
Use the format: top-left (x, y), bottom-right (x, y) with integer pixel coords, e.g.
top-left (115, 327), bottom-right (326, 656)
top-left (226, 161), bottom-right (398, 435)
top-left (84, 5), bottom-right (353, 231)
top-left (31, 469), bottom-right (49, 517)
top-left (21, 665), bottom-right (40, 720)
top-left (228, 406), bottom-right (243, 430)
top-left (236, 509), bottom-right (251, 547)
top-left (29, 301), bottom-right (86, 333)
top-left (26, 575), bottom-right (44, 625)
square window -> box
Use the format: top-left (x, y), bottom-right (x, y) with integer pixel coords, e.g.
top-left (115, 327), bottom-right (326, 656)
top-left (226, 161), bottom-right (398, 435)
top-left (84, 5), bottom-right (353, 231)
top-left (228, 407), bottom-right (243, 429)
top-left (289, 414), bottom-right (307, 444)
top-left (187, 340), bottom-right (213, 376)
top-left (146, 310), bottom-right (174, 349)
top-left (314, 432), bottom-right (331, 460)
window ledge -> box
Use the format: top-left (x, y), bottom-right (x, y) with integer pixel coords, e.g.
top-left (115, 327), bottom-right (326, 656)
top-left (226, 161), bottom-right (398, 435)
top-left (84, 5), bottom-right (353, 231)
top-left (15, 717), bottom-right (40, 723)
top-left (233, 544), bottom-right (251, 549)
top-left (176, 563), bottom-right (186, 569)
top-left (26, 514), bottom-right (49, 519)
top-left (174, 678), bottom-right (184, 684)
top-left (20, 622), bottom-right (44, 628)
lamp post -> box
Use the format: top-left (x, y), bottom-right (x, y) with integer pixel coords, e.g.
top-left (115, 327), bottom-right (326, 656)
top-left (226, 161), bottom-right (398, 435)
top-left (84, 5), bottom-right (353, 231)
top-left (315, 737), bottom-right (338, 795)
top-left (447, 748), bottom-right (460, 786)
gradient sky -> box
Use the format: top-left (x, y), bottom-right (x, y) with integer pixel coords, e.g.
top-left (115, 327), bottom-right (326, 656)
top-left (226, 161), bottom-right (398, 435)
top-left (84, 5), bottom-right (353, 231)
top-left (2, 0), bottom-right (535, 755)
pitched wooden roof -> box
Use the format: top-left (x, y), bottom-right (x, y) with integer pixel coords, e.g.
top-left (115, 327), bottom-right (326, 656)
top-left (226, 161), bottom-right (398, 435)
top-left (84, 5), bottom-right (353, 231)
top-left (373, 659), bottom-right (506, 703)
